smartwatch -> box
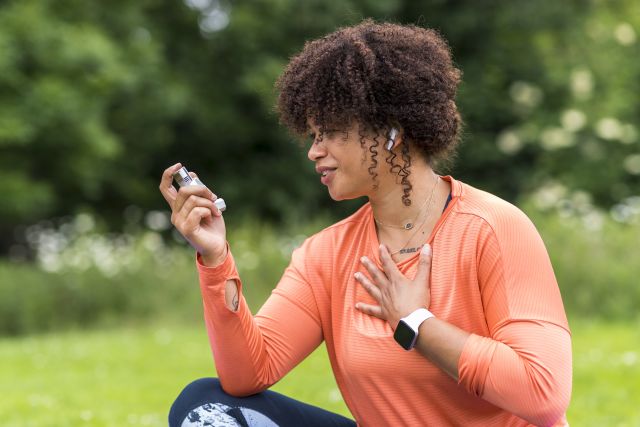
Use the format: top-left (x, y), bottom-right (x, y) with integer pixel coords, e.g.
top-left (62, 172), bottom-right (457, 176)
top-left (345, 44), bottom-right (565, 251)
top-left (393, 308), bottom-right (435, 350)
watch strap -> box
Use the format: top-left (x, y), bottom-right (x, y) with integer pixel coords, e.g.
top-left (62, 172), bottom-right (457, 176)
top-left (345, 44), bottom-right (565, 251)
top-left (401, 308), bottom-right (435, 333)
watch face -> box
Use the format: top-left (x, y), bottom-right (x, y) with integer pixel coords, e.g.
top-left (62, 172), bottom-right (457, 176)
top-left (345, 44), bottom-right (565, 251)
top-left (394, 320), bottom-right (417, 350)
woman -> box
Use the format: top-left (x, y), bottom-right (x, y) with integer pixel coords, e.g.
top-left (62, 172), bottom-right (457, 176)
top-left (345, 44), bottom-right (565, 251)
top-left (162, 20), bottom-right (572, 427)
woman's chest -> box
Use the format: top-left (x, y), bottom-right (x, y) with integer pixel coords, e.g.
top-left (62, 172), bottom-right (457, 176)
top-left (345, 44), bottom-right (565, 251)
top-left (331, 239), bottom-right (486, 334)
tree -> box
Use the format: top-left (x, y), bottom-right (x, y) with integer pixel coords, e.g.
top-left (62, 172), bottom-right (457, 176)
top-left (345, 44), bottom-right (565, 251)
top-left (1, 0), bottom-right (639, 254)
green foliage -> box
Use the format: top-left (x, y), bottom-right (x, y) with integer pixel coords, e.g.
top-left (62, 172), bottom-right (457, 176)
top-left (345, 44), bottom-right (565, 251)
top-left (1, 2), bottom-right (638, 421)
top-left (0, 213), bottom-right (327, 335)
top-left (412, 0), bottom-right (640, 206)
top-left (1, 0), bottom-right (639, 252)
top-left (0, 0), bottom-right (188, 240)
top-left (0, 320), bottom-right (638, 425)
top-left (1, 207), bottom-right (638, 336)
top-left (526, 205), bottom-right (640, 321)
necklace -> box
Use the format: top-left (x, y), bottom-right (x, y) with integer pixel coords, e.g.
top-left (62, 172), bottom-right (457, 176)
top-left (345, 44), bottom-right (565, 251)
top-left (386, 177), bottom-right (440, 256)
top-left (374, 178), bottom-right (436, 231)
top-left (389, 184), bottom-right (437, 256)
top-left (374, 175), bottom-right (439, 231)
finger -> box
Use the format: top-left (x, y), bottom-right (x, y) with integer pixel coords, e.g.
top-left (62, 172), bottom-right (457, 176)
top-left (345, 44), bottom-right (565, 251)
top-left (354, 272), bottom-right (382, 302)
top-left (183, 206), bottom-right (213, 232)
top-left (188, 171), bottom-right (213, 193)
top-left (175, 206), bottom-right (212, 236)
top-left (182, 189), bottom-right (222, 217)
top-left (206, 191), bottom-right (223, 217)
top-left (174, 185), bottom-right (215, 214)
top-left (378, 244), bottom-right (401, 279)
top-left (159, 162), bottom-right (183, 205)
top-left (414, 244), bottom-right (433, 285)
top-left (360, 256), bottom-right (389, 287)
top-left (172, 194), bottom-right (217, 225)
top-left (185, 194), bottom-right (218, 213)
top-left (355, 302), bottom-right (385, 319)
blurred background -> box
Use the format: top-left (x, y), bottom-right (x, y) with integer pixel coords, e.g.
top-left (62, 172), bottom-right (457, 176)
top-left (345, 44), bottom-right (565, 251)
top-left (0, 0), bottom-right (638, 425)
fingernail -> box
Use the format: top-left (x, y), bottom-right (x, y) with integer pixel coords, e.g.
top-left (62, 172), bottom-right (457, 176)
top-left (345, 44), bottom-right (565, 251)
top-left (360, 256), bottom-right (368, 263)
top-left (355, 303), bottom-right (360, 309)
top-left (421, 244), bottom-right (431, 255)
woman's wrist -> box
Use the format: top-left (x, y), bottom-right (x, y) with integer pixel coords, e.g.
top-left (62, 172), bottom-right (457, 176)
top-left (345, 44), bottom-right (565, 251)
top-left (200, 245), bottom-right (229, 267)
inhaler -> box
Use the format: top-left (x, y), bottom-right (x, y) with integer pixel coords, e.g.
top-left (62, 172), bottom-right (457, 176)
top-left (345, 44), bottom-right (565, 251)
top-left (172, 166), bottom-right (226, 212)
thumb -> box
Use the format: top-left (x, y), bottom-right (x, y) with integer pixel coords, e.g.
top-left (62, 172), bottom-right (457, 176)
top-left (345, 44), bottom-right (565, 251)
top-left (415, 244), bottom-right (432, 284)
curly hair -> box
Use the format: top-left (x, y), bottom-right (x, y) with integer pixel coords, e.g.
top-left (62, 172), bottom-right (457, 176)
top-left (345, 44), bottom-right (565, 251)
top-left (275, 19), bottom-right (462, 205)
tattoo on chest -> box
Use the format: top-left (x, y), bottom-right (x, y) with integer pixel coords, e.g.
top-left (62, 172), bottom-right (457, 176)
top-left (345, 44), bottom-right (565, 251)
top-left (398, 247), bottom-right (420, 254)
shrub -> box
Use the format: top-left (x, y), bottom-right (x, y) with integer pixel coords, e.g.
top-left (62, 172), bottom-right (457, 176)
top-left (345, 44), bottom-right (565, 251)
top-left (0, 212), bottom-right (322, 336)
top-left (1, 205), bottom-right (638, 336)
top-left (527, 206), bottom-right (640, 322)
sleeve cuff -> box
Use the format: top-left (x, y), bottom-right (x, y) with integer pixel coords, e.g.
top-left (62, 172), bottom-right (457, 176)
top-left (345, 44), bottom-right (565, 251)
top-left (196, 243), bottom-right (240, 289)
top-left (458, 333), bottom-right (496, 397)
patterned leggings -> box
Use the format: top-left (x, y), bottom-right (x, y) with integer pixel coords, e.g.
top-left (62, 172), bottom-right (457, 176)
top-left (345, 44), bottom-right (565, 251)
top-left (169, 378), bottom-right (356, 427)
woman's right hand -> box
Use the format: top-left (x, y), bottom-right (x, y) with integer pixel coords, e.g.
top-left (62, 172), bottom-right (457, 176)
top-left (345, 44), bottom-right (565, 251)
top-left (159, 163), bottom-right (228, 266)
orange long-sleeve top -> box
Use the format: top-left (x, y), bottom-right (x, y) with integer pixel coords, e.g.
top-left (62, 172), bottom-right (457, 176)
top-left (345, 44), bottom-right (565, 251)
top-left (196, 176), bottom-right (572, 426)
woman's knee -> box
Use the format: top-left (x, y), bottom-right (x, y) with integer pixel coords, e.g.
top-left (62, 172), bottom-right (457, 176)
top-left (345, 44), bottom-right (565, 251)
top-left (169, 377), bottom-right (225, 426)
top-left (181, 378), bottom-right (223, 398)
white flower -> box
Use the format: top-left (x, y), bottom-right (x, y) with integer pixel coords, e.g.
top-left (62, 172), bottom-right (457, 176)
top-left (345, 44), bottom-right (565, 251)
top-left (615, 23), bottom-right (636, 46)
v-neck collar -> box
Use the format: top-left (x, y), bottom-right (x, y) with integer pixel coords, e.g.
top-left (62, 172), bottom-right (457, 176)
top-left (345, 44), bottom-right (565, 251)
top-left (365, 175), bottom-right (461, 267)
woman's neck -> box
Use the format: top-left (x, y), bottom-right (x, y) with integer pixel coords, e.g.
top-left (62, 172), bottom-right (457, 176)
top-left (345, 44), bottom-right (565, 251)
top-left (368, 165), bottom-right (440, 228)
top-left (369, 164), bottom-right (451, 262)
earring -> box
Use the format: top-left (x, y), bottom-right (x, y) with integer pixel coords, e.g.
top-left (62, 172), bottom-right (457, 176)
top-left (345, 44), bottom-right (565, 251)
top-left (386, 128), bottom-right (398, 151)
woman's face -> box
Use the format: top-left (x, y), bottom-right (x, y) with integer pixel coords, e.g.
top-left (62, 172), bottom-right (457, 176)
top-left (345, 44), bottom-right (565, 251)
top-left (307, 120), bottom-right (384, 201)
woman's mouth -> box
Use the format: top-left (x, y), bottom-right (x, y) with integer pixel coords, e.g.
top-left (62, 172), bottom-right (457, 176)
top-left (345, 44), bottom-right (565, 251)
top-left (319, 168), bottom-right (336, 185)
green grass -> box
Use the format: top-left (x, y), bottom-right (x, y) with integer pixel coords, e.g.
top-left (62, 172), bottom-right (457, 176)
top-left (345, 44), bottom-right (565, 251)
top-left (0, 319), bottom-right (638, 426)
top-left (569, 320), bottom-right (640, 426)
top-left (0, 321), bottom-right (348, 427)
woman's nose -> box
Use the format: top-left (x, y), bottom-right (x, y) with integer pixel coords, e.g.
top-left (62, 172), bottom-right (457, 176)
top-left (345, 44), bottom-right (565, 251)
top-left (307, 140), bottom-right (326, 161)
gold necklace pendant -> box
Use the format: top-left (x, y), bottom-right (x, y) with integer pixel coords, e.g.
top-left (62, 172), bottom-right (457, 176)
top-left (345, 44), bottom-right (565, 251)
top-left (388, 177), bottom-right (440, 257)
top-left (375, 175), bottom-right (439, 231)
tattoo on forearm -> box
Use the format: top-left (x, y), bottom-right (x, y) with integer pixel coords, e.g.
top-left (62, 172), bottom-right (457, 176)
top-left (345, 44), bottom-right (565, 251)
top-left (232, 291), bottom-right (239, 311)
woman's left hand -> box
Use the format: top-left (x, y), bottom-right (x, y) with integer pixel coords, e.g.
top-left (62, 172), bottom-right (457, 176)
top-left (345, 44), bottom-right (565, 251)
top-left (355, 243), bottom-right (432, 329)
